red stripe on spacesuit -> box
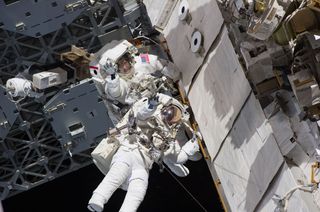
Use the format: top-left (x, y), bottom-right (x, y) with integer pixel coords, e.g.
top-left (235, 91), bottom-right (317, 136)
top-left (89, 66), bottom-right (99, 70)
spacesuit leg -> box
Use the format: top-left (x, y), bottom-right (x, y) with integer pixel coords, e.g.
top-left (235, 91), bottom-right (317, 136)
top-left (88, 162), bottom-right (130, 212)
top-left (119, 169), bottom-right (149, 212)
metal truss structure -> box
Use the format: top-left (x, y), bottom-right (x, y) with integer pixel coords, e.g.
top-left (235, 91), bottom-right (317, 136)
top-left (0, 0), bottom-right (126, 84)
top-left (0, 0), bottom-right (138, 200)
top-left (0, 86), bottom-right (94, 199)
top-left (0, 78), bottom-right (113, 200)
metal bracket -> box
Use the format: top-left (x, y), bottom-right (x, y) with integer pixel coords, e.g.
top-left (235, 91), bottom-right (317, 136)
top-left (65, 0), bottom-right (88, 12)
top-left (45, 103), bottom-right (66, 114)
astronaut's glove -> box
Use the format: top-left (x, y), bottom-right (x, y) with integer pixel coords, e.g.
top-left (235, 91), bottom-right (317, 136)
top-left (182, 137), bottom-right (199, 156)
top-left (194, 131), bottom-right (203, 141)
top-left (103, 59), bottom-right (117, 75)
top-left (150, 148), bottom-right (161, 161)
top-left (147, 95), bottom-right (160, 109)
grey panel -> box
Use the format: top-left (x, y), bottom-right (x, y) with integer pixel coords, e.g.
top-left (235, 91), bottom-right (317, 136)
top-left (44, 79), bottom-right (114, 154)
top-left (0, 85), bottom-right (18, 140)
top-left (0, 0), bottom-right (88, 37)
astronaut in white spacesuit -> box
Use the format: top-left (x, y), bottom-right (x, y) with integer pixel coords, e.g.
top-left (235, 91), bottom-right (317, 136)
top-left (133, 93), bottom-right (202, 177)
top-left (90, 40), bottom-right (180, 109)
top-left (88, 93), bottom-right (201, 212)
top-left (88, 40), bottom-right (196, 211)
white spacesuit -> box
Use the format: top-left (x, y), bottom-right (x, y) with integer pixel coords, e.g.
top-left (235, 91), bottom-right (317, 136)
top-left (90, 40), bottom-right (180, 106)
top-left (88, 41), bottom-right (197, 211)
top-left (131, 93), bottom-right (202, 177)
top-left (88, 133), bottom-right (154, 212)
top-left (88, 93), bottom-right (201, 212)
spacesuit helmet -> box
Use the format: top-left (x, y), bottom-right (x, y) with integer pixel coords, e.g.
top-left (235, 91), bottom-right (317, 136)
top-left (117, 52), bottom-right (135, 77)
top-left (161, 105), bottom-right (182, 125)
top-left (97, 40), bottom-right (137, 79)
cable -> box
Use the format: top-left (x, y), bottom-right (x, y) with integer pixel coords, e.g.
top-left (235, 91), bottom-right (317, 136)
top-left (133, 23), bottom-right (142, 31)
top-left (275, 184), bottom-right (316, 212)
top-left (164, 166), bottom-right (208, 212)
top-left (133, 35), bottom-right (160, 46)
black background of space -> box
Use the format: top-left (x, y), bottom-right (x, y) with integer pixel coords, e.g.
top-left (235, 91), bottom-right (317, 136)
top-left (3, 157), bottom-right (224, 212)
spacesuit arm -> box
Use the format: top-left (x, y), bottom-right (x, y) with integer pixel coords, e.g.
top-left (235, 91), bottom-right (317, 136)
top-left (181, 135), bottom-right (199, 156)
top-left (105, 74), bottom-right (129, 104)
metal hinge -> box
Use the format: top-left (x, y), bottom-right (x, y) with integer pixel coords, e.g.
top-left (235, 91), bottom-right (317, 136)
top-left (65, 0), bottom-right (88, 12)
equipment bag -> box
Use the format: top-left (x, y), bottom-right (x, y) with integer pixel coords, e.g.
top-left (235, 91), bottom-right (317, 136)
top-left (91, 137), bottom-right (120, 175)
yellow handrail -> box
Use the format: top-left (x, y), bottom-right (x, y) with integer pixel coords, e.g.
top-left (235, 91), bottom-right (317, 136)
top-left (311, 162), bottom-right (320, 184)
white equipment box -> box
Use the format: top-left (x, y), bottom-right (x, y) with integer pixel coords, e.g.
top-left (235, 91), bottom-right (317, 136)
top-left (33, 68), bottom-right (68, 89)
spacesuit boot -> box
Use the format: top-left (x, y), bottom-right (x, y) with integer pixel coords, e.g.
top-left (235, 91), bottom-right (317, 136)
top-left (88, 193), bottom-right (105, 212)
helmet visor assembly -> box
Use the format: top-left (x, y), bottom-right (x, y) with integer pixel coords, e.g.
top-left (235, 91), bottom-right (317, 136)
top-left (161, 105), bottom-right (183, 125)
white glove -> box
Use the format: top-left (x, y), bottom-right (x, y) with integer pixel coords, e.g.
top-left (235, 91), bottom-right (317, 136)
top-left (150, 148), bottom-right (161, 161)
top-left (102, 59), bottom-right (117, 75)
top-left (181, 137), bottom-right (199, 156)
top-left (148, 95), bottom-right (160, 109)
